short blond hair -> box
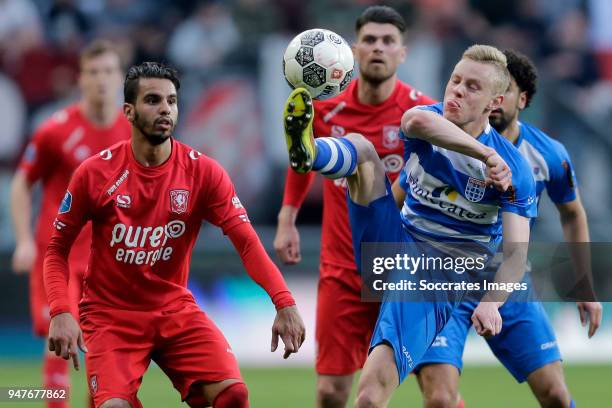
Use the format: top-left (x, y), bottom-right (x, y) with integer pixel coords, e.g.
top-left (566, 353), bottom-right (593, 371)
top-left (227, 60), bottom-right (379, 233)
top-left (462, 44), bottom-right (510, 95)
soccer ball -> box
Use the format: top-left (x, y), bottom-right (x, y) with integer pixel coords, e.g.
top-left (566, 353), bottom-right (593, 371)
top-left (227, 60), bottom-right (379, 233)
top-left (283, 28), bottom-right (354, 100)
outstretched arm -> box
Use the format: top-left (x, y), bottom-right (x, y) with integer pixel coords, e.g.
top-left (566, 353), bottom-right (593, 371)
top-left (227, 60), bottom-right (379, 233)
top-left (228, 222), bottom-right (306, 358)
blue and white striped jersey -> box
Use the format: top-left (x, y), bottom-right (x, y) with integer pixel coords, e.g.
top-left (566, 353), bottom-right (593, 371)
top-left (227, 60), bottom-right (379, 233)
top-left (515, 121), bottom-right (577, 214)
top-left (398, 103), bottom-right (537, 253)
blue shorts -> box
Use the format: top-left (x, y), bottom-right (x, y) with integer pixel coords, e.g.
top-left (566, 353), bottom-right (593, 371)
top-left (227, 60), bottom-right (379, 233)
top-left (347, 180), bottom-right (460, 383)
top-left (416, 295), bottom-right (562, 382)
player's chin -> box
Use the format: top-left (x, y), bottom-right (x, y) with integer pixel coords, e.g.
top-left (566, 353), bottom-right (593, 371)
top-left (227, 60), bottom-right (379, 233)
top-left (145, 132), bottom-right (172, 146)
top-left (361, 70), bottom-right (392, 85)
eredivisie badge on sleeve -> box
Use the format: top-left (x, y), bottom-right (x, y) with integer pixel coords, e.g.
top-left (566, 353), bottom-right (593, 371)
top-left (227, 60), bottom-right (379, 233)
top-left (464, 177), bottom-right (486, 202)
top-left (169, 189), bottom-right (189, 214)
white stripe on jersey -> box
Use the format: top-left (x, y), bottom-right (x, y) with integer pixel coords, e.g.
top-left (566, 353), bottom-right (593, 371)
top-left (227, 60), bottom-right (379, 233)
top-left (401, 203), bottom-right (492, 243)
top-left (404, 153), bottom-right (499, 225)
top-left (518, 140), bottom-right (549, 182)
top-left (431, 145), bottom-right (487, 180)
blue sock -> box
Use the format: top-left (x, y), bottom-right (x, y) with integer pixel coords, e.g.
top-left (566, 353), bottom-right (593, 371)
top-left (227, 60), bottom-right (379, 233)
top-left (570, 399), bottom-right (576, 408)
top-left (312, 137), bottom-right (358, 179)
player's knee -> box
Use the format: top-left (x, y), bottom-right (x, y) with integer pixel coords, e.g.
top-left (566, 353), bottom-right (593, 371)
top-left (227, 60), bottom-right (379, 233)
top-left (212, 382), bottom-right (249, 408)
top-left (317, 378), bottom-right (351, 407)
top-left (423, 388), bottom-right (458, 408)
top-left (354, 382), bottom-right (388, 408)
top-left (99, 398), bottom-right (132, 408)
top-left (354, 389), bottom-right (382, 408)
top-left (536, 383), bottom-right (571, 408)
top-left (345, 133), bottom-right (376, 160)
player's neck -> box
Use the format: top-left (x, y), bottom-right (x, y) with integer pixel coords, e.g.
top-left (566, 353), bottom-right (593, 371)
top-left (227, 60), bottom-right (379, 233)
top-left (130, 135), bottom-right (172, 167)
top-left (357, 76), bottom-right (396, 105)
top-left (501, 119), bottom-right (520, 144)
top-left (461, 116), bottom-right (489, 138)
top-left (80, 100), bottom-right (117, 127)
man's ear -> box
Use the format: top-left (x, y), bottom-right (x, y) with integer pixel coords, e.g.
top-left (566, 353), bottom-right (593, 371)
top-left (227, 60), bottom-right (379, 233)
top-left (123, 103), bottom-right (134, 122)
top-left (518, 91), bottom-right (527, 111)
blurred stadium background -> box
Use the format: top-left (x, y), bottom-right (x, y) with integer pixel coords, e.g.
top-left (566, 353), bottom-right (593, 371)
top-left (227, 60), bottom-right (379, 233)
top-left (0, 0), bottom-right (611, 406)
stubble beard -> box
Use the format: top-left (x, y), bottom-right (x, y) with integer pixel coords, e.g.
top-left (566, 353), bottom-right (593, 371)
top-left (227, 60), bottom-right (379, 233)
top-left (133, 111), bottom-right (172, 146)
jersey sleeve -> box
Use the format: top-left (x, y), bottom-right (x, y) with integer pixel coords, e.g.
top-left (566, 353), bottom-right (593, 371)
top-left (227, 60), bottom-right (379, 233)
top-left (282, 167), bottom-right (316, 208)
top-left (545, 143), bottom-right (578, 204)
top-left (399, 103), bottom-right (443, 141)
top-left (200, 157), bottom-right (250, 234)
top-left (500, 157), bottom-right (538, 218)
top-left (227, 222), bottom-right (295, 310)
top-left (44, 163), bottom-right (93, 317)
top-left (18, 126), bottom-right (58, 185)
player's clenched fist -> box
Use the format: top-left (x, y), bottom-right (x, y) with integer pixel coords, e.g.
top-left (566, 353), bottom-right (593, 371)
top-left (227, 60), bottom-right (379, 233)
top-left (471, 302), bottom-right (503, 338)
top-left (271, 305), bottom-right (306, 359)
top-left (483, 148), bottom-right (512, 192)
top-left (48, 313), bottom-right (88, 370)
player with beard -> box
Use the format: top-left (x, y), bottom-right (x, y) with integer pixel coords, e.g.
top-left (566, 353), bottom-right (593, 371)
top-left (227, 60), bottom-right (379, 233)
top-left (11, 40), bottom-right (130, 408)
top-left (274, 6), bottom-right (434, 406)
top-left (414, 49), bottom-right (602, 408)
top-left (44, 62), bottom-right (306, 408)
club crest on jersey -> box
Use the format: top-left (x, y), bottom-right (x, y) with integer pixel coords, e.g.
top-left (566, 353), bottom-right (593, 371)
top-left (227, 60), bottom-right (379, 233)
top-left (382, 126), bottom-right (400, 149)
top-left (169, 189), bottom-right (189, 214)
top-left (464, 177), bottom-right (486, 202)
top-left (59, 191), bottom-right (72, 214)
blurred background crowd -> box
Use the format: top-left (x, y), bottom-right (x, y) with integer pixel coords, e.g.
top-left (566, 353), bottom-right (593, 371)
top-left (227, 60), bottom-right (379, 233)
top-left (1, 0), bottom-right (611, 235)
top-left (0, 0), bottom-right (611, 365)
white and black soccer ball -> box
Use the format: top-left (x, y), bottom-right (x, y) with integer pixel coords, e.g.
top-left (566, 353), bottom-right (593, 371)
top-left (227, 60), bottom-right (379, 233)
top-left (283, 28), bottom-right (354, 100)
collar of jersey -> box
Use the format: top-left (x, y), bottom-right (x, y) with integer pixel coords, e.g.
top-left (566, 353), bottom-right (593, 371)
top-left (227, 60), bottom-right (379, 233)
top-left (127, 138), bottom-right (176, 176)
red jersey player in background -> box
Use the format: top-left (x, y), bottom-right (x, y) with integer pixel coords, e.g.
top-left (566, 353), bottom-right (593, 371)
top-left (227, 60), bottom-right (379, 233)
top-left (10, 40), bottom-right (130, 408)
top-left (274, 6), bottom-right (435, 407)
top-left (44, 62), bottom-right (305, 408)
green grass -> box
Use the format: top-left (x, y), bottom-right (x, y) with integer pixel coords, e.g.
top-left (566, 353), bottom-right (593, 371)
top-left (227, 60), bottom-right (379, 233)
top-left (0, 361), bottom-right (610, 407)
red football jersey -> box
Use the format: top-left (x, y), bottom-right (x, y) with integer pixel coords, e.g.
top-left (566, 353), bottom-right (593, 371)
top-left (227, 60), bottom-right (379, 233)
top-left (312, 79), bottom-right (435, 270)
top-left (45, 140), bottom-right (253, 315)
top-left (19, 104), bottom-right (131, 264)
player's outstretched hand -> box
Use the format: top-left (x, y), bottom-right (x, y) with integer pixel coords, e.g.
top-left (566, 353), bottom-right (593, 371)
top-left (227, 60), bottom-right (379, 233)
top-left (577, 301), bottom-right (603, 338)
top-left (11, 239), bottom-right (36, 275)
top-left (271, 305), bottom-right (306, 359)
top-left (472, 302), bottom-right (503, 338)
top-left (483, 149), bottom-right (512, 192)
top-left (48, 312), bottom-right (88, 370)
top-left (274, 207), bottom-right (302, 265)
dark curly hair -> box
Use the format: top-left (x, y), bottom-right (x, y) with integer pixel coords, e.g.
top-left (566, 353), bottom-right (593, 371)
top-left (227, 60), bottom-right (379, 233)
top-left (503, 49), bottom-right (537, 108)
top-left (124, 61), bottom-right (180, 104)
